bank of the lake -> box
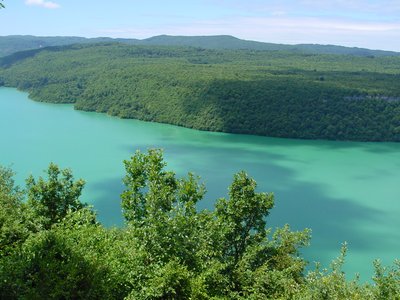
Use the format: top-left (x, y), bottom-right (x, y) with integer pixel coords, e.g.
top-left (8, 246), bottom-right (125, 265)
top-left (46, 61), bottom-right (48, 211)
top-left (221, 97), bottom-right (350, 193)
top-left (1, 87), bottom-right (400, 281)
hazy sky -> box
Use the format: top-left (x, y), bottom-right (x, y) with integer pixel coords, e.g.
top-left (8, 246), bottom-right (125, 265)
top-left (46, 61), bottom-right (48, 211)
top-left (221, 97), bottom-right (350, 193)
top-left (1, 0), bottom-right (400, 51)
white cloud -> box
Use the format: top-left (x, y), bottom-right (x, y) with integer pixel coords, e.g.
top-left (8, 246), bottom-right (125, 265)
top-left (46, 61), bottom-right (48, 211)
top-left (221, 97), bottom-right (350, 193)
top-left (25, 0), bottom-right (60, 9)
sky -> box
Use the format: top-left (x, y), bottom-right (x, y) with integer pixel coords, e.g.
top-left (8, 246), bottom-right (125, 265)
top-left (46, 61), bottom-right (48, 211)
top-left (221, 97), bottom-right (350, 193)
top-left (1, 0), bottom-right (400, 51)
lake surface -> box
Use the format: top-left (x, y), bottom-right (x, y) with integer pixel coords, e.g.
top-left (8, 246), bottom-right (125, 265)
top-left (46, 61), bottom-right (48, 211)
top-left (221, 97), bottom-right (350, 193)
top-left (1, 87), bottom-right (400, 281)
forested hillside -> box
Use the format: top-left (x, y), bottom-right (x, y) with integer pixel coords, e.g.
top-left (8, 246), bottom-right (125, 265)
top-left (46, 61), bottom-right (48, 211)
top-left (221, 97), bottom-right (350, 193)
top-left (1, 150), bottom-right (399, 299)
top-left (1, 34), bottom-right (400, 57)
top-left (1, 43), bottom-right (400, 141)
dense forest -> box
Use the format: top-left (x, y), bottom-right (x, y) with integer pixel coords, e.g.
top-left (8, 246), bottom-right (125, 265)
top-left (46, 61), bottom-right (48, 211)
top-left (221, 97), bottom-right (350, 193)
top-left (1, 149), bottom-right (399, 299)
top-left (1, 43), bottom-right (400, 141)
top-left (2, 35), bottom-right (400, 58)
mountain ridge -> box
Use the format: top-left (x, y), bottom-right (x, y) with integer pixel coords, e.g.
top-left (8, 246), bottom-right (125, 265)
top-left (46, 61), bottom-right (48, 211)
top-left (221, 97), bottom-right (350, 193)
top-left (1, 34), bottom-right (399, 57)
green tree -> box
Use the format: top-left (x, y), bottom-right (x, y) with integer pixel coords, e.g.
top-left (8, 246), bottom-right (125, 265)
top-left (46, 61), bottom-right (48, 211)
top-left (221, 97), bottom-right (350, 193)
top-left (121, 149), bottom-right (312, 299)
top-left (2, 154), bottom-right (400, 299)
top-left (26, 163), bottom-right (86, 228)
top-left (0, 166), bottom-right (25, 255)
top-left (373, 259), bottom-right (400, 299)
top-left (216, 171), bottom-right (274, 264)
top-left (213, 172), bottom-right (310, 298)
top-left (121, 149), bottom-right (207, 266)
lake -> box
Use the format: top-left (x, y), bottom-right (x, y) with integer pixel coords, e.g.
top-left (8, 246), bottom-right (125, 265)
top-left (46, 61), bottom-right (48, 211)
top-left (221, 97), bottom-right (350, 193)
top-left (1, 87), bottom-right (399, 281)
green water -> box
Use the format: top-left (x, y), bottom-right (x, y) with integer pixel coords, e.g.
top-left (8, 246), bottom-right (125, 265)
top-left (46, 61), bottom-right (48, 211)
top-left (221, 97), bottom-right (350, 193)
top-left (1, 87), bottom-right (400, 281)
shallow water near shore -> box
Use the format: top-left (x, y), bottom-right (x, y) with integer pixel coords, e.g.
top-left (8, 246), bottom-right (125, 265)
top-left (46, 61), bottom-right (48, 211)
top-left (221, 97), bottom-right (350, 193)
top-left (1, 87), bottom-right (400, 281)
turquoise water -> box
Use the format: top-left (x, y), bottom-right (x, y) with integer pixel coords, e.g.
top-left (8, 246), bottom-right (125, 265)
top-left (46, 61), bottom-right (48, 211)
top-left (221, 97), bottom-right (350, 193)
top-left (1, 87), bottom-right (400, 281)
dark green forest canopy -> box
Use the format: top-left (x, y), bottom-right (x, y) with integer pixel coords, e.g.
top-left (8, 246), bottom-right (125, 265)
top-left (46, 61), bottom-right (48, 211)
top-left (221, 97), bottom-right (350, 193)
top-left (1, 42), bottom-right (400, 141)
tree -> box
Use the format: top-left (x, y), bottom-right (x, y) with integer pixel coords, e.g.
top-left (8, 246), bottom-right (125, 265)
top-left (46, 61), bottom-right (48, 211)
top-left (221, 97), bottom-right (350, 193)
top-left (0, 166), bottom-right (22, 209)
top-left (121, 149), bottom-right (207, 265)
top-left (121, 149), bottom-right (312, 299)
top-left (26, 163), bottom-right (86, 228)
top-left (216, 171), bottom-right (274, 264)
top-left (214, 171), bottom-right (310, 298)
top-left (0, 166), bottom-right (25, 254)
top-left (1, 155), bottom-right (400, 298)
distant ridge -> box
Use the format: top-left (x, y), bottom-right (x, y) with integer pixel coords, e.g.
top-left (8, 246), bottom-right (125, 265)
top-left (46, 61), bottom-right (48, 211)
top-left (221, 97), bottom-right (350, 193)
top-left (0, 34), bottom-right (399, 57)
top-left (140, 35), bottom-right (400, 57)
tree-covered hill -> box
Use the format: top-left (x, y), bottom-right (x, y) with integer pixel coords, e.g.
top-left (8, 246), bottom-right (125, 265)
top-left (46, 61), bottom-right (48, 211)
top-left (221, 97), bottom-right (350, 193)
top-left (0, 35), bottom-right (150, 57)
top-left (1, 34), bottom-right (399, 57)
top-left (1, 42), bottom-right (400, 141)
top-left (135, 34), bottom-right (400, 57)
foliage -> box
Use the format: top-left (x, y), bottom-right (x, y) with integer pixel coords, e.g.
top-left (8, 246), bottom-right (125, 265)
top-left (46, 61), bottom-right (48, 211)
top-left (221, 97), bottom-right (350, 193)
top-left (26, 162), bottom-right (86, 228)
top-left (1, 43), bottom-right (400, 141)
top-left (372, 259), bottom-right (400, 299)
top-left (0, 150), bottom-right (399, 299)
top-left (0, 166), bottom-right (26, 255)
